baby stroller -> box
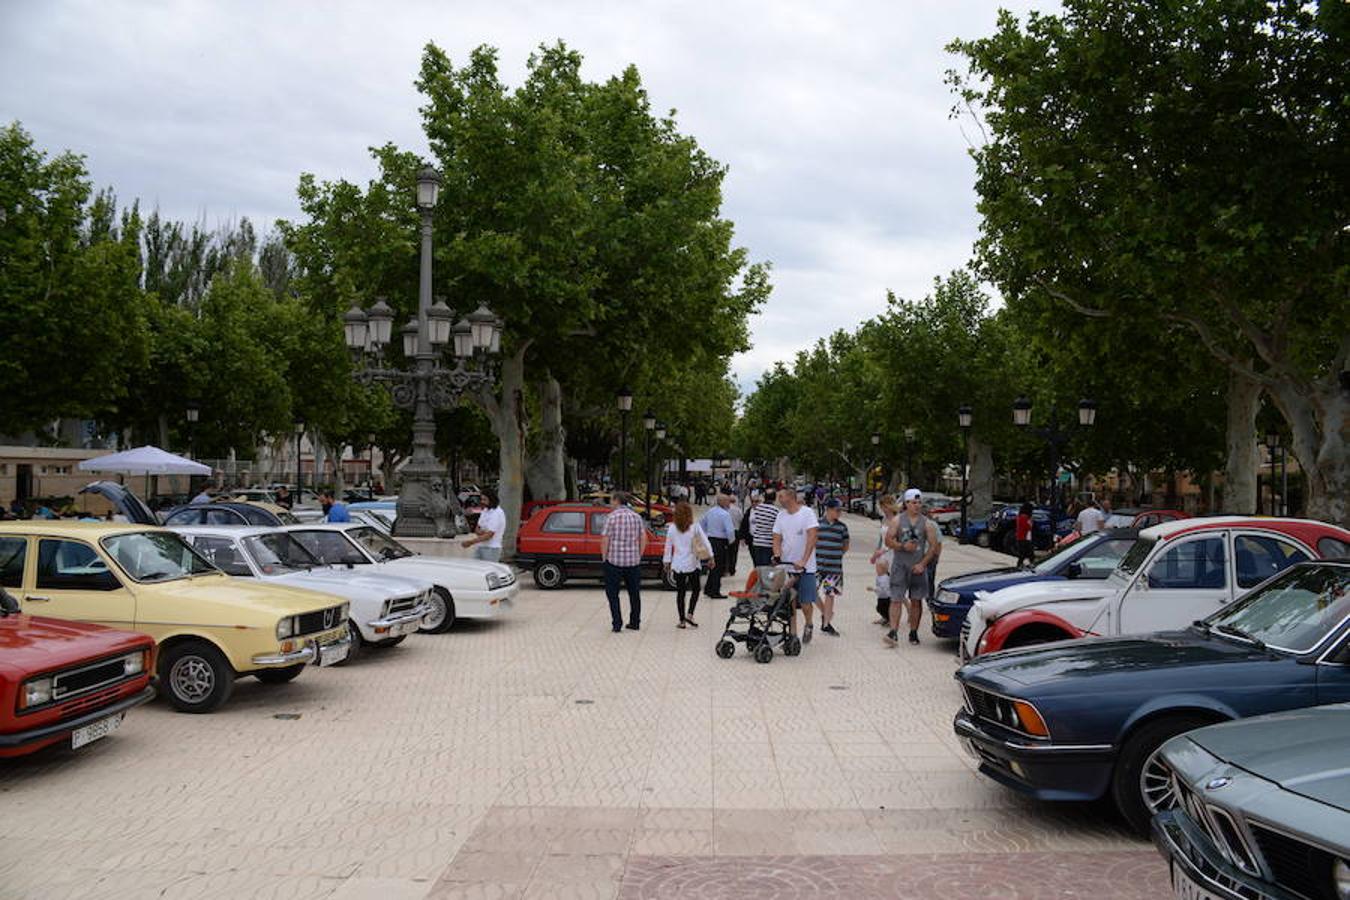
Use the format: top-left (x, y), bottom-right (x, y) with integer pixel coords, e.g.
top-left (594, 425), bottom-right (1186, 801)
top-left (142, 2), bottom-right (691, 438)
top-left (715, 564), bottom-right (803, 664)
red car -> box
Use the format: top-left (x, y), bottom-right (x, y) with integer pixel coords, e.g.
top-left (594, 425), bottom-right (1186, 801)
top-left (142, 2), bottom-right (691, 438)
top-left (0, 588), bottom-right (156, 758)
top-left (515, 503), bottom-right (676, 590)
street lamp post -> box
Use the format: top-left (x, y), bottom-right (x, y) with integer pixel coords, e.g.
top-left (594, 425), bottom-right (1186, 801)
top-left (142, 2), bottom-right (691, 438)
top-left (1012, 397), bottom-right (1096, 517)
top-left (293, 419), bottom-right (305, 503)
top-left (1264, 431), bottom-right (1282, 516)
top-left (654, 422), bottom-right (667, 502)
top-left (957, 405), bottom-right (972, 544)
top-left (343, 164), bottom-right (503, 537)
top-left (617, 387), bottom-right (633, 491)
top-left (870, 430), bottom-right (881, 516)
top-left (642, 409), bottom-right (656, 517)
top-left (903, 426), bottom-right (916, 490)
top-left (185, 402), bottom-right (199, 458)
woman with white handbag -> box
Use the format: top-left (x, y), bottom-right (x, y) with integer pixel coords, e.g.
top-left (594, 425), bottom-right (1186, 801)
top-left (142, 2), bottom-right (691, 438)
top-left (663, 500), bottom-right (711, 628)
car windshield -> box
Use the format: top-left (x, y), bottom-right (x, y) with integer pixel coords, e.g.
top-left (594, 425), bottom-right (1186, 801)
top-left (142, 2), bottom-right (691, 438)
top-left (101, 531), bottom-right (216, 582)
top-left (1207, 564), bottom-right (1350, 653)
top-left (290, 530), bottom-right (371, 566)
top-left (241, 533), bottom-right (322, 575)
top-left (346, 526), bottom-right (413, 560)
top-left (1032, 534), bottom-right (1103, 574)
top-left (1114, 538), bottom-right (1155, 578)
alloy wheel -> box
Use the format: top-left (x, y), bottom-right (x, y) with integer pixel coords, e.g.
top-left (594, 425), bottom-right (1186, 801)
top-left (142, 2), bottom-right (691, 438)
top-left (170, 655), bottom-right (215, 704)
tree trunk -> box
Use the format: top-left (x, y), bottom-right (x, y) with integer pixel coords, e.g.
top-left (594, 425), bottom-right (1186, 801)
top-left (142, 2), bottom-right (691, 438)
top-left (524, 375), bottom-right (566, 500)
top-left (564, 457), bottom-right (578, 500)
top-left (329, 442), bottom-right (347, 496)
top-left (968, 435), bottom-right (995, 519)
top-left (477, 343), bottom-right (530, 560)
top-left (1268, 374), bottom-right (1348, 528)
top-left (1221, 370), bottom-right (1263, 515)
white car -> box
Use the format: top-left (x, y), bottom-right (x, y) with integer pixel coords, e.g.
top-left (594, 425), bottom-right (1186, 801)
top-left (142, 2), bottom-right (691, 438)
top-left (172, 526), bottom-right (433, 661)
top-left (960, 516), bottom-right (1337, 660)
top-left (281, 523), bottom-right (518, 633)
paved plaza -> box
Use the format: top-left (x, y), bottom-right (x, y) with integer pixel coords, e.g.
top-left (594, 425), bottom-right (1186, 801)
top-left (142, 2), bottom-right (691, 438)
top-left (0, 514), bottom-right (1167, 899)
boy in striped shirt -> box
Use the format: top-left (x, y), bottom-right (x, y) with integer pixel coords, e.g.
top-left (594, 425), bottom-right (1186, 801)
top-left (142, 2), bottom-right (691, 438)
top-left (815, 499), bottom-right (850, 636)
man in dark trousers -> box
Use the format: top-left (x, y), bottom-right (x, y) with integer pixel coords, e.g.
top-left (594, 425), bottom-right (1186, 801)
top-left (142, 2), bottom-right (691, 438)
top-left (699, 491), bottom-right (735, 598)
top-left (600, 491), bottom-right (646, 631)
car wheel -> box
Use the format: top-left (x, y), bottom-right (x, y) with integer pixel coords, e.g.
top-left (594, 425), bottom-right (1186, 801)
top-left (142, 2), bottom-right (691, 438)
top-left (1000, 530), bottom-right (1018, 555)
top-left (419, 587), bottom-right (457, 634)
top-left (533, 562), bottom-right (566, 590)
top-left (1111, 714), bottom-right (1216, 835)
top-left (334, 620), bottom-right (362, 665)
top-left (660, 567), bottom-right (677, 590)
top-left (159, 640), bottom-right (235, 713)
top-left (975, 531), bottom-right (991, 548)
top-left (372, 635), bottom-right (406, 648)
top-left (254, 664), bottom-right (305, 685)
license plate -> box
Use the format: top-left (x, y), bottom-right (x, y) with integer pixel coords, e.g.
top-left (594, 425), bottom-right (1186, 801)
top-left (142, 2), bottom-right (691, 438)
top-left (316, 639), bottom-right (350, 667)
top-left (392, 620), bottom-right (419, 637)
top-left (1171, 862), bottom-right (1224, 900)
top-left (71, 712), bottom-right (124, 750)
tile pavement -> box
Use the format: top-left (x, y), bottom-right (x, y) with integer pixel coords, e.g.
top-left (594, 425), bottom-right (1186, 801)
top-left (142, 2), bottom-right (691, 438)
top-left (0, 514), bottom-right (1164, 899)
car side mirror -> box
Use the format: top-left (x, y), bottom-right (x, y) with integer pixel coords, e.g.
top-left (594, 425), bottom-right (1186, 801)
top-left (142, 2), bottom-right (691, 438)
top-left (1064, 562), bottom-right (1083, 580)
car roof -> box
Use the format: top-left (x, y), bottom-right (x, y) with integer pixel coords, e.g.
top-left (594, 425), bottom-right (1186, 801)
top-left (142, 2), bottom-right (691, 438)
top-left (279, 523), bottom-right (365, 532)
top-left (1142, 515), bottom-right (1350, 544)
top-left (0, 522), bottom-right (163, 537)
top-left (172, 525), bottom-right (277, 539)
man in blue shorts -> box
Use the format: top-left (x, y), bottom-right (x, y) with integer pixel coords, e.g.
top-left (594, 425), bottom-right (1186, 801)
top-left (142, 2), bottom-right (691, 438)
top-left (771, 486), bottom-right (820, 643)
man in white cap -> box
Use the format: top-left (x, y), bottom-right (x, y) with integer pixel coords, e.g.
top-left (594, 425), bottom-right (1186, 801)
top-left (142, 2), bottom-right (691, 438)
top-left (884, 488), bottom-right (941, 646)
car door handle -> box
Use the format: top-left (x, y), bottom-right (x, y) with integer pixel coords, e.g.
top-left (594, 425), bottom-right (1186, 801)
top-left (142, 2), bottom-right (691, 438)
top-left (25, 595), bottom-right (51, 603)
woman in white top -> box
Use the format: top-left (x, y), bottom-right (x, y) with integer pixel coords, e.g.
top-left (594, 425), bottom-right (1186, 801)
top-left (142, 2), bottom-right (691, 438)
top-left (869, 495), bottom-right (899, 624)
top-left (662, 500), bottom-right (709, 628)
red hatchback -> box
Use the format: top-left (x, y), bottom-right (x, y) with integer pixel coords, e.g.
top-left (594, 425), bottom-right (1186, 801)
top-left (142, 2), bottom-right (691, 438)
top-left (0, 588), bottom-right (156, 757)
top-left (515, 503), bottom-right (676, 590)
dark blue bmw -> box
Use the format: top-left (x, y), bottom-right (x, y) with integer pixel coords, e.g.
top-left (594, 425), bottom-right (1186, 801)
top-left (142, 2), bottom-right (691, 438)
top-left (928, 529), bottom-right (1138, 638)
top-left (953, 560), bottom-right (1350, 834)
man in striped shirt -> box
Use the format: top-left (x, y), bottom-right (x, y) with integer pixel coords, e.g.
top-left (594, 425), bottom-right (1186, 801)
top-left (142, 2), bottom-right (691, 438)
top-left (815, 499), bottom-right (850, 636)
top-left (747, 489), bottom-right (780, 568)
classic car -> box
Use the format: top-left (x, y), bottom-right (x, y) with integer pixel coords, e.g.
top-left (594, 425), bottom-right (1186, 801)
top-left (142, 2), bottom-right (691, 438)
top-left (960, 516), bottom-right (1350, 660)
top-left (953, 559), bottom-right (1350, 834)
top-left (0, 523), bottom-right (351, 713)
top-left (347, 500), bottom-right (397, 533)
top-left (928, 529), bottom-right (1138, 639)
top-left (0, 587), bottom-right (156, 757)
top-left (282, 523), bottom-right (518, 633)
top-left (1152, 704), bottom-right (1350, 900)
top-left (174, 526), bottom-right (432, 662)
top-left (78, 481), bottom-right (160, 524)
top-left (514, 502), bottom-right (676, 591)
top-left (985, 505), bottom-right (1066, 554)
top-left (162, 501), bottom-right (300, 527)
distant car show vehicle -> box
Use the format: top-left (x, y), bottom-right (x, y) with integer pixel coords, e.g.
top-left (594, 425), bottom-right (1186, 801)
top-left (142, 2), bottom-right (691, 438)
top-left (0, 587), bottom-right (156, 757)
top-left (282, 524), bottom-right (518, 634)
top-left (174, 526), bottom-right (432, 662)
top-left (162, 501), bottom-right (299, 528)
top-left (0, 522), bottom-right (351, 712)
top-left (960, 516), bottom-right (1350, 660)
top-left (514, 502), bottom-right (676, 591)
top-left (954, 559), bottom-right (1350, 834)
top-left (1104, 507), bottom-right (1190, 530)
top-left (1151, 704), bottom-right (1350, 900)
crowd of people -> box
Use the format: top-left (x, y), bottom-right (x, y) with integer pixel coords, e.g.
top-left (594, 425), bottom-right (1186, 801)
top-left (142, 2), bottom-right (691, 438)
top-left (596, 481), bottom-right (948, 649)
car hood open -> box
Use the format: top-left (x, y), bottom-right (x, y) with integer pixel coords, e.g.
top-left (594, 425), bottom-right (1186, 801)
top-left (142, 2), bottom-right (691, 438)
top-left (1184, 704), bottom-right (1350, 810)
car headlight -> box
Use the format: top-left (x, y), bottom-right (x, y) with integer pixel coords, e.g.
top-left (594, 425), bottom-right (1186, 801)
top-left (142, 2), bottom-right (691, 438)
top-left (122, 651), bottom-right (145, 676)
top-left (937, 589), bottom-right (959, 604)
top-left (1333, 858), bottom-right (1349, 900)
top-left (486, 572), bottom-right (514, 590)
top-left (276, 616), bottom-right (296, 640)
top-left (21, 676), bottom-right (53, 709)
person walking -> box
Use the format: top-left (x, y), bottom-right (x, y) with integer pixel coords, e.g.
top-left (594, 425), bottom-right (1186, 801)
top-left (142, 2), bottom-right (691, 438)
top-left (662, 500), bottom-right (708, 628)
top-left (324, 493), bottom-right (351, 523)
top-left (725, 493), bottom-right (744, 577)
top-left (461, 490), bottom-right (506, 561)
top-left (772, 486), bottom-right (820, 643)
top-left (1014, 501), bottom-right (1035, 569)
top-left (870, 494), bottom-right (898, 624)
top-left (748, 488), bottom-right (780, 568)
top-left (600, 491), bottom-right (646, 632)
top-left (884, 488), bottom-right (940, 646)
top-left (699, 492), bottom-right (735, 599)
top-left (815, 499), bottom-right (850, 636)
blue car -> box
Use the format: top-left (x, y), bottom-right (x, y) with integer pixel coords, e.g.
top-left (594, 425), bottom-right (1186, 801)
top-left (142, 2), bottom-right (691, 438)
top-left (928, 529), bottom-right (1139, 638)
top-left (953, 560), bottom-right (1350, 834)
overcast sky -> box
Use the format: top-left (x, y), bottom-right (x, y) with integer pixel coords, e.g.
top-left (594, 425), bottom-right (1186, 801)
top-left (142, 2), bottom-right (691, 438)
top-left (0, 0), bottom-right (1050, 392)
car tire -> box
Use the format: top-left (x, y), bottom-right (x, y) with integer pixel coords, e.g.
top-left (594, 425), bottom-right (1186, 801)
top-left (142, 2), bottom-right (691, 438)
top-left (372, 635), bottom-right (406, 648)
top-left (335, 622), bottom-right (362, 665)
top-left (660, 567), bottom-right (677, 590)
top-left (254, 664), bottom-right (305, 685)
top-left (1111, 714), bottom-right (1216, 835)
top-left (533, 562), bottom-right (566, 590)
top-left (419, 587), bottom-right (457, 634)
top-left (1000, 530), bottom-right (1019, 555)
top-left (159, 640), bottom-right (235, 713)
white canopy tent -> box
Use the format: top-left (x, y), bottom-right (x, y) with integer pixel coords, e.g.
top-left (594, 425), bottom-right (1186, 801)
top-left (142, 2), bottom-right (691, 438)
top-left (78, 446), bottom-right (211, 476)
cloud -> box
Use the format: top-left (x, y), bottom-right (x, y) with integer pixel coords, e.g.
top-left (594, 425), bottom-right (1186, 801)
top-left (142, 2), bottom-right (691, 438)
top-left (0, 0), bottom-right (1052, 389)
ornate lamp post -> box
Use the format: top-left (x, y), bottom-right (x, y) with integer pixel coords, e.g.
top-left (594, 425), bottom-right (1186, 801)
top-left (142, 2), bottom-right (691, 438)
top-left (1263, 430), bottom-right (1282, 516)
top-left (293, 419), bottom-right (305, 502)
top-left (642, 409), bottom-right (657, 517)
top-left (616, 386), bottom-right (633, 491)
top-left (185, 402), bottom-right (199, 458)
top-left (343, 164), bottom-right (503, 537)
top-left (958, 405), bottom-right (973, 544)
top-left (1012, 396), bottom-right (1096, 516)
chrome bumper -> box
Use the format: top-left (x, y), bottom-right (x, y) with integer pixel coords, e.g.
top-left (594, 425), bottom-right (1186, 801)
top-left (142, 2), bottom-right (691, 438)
top-left (252, 645), bottom-right (316, 666)
top-left (1152, 810), bottom-right (1295, 900)
top-left (367, 605), bottom-right (429, 630)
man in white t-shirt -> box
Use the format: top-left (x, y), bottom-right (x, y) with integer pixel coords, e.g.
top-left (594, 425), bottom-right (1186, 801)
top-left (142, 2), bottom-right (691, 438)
top-left (771, 486), bottom-right (820, 643)
top-left (1076, 500), bottom-right (1106, 536)
top-left (462, 490), bottom-right (507, 562)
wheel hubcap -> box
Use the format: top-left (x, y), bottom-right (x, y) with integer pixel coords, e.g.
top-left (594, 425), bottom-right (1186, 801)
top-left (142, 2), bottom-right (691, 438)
top-left (423, 595), bottom-right (447, 629)
top-left (1140, 748), bottom-right (1178, 814)
top-left (170, 656), bottom-right (214, 703)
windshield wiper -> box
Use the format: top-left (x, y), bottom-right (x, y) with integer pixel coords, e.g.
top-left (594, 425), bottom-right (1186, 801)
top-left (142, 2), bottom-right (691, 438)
top-left (1213, 623), bottom-right (1267, 651)
top-left (1191, 619), bottom-right (1212, 635)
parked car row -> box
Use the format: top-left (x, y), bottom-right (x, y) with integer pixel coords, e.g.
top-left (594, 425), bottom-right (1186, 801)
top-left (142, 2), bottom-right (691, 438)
top-left (946, 514), bottom-right (1350, 899)
top-left (0, 506), bottom-right (519, 757)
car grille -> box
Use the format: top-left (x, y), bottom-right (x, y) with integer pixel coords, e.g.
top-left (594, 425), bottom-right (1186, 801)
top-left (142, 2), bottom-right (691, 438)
top-left (1171, 777), bottom-right (1262, 880)
top-left (56, 684), bottom-right (128, 721)
top-left (52, 657), bottom-right (127, 700)
top-left (1250, 824), bottom-right (1339, 900)
top-left (388, 593), bottom-right (420, 614)
top-left (295, 605), bottom-right (345, 636)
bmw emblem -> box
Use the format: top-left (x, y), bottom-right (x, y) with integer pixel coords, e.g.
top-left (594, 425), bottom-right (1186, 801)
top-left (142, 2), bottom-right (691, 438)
top-left (1205, 776), bottom-right (1232, 791)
